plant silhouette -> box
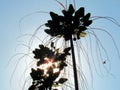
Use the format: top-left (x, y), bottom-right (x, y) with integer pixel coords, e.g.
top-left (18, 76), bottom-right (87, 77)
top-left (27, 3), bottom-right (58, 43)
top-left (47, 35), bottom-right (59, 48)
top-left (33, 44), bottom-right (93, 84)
top-left (9, 1), bottom-right (120, 90)
top-left (45, 4), bottom-right (92, 41)
top-left (28, 3), bottom-right (93, 90)
top-left (29, 44), bottom-right (71, 90)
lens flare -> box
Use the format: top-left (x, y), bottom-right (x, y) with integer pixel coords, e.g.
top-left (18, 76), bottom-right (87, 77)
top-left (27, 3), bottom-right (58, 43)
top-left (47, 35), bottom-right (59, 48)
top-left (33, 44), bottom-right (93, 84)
top-left (38, 57), bottom-right (60, 76)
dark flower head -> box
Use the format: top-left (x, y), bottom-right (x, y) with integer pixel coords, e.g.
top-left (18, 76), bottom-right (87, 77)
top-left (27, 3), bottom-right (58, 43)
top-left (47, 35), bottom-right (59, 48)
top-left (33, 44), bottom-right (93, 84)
top-left (45, 4), bottom-right (92, 41)
top-left (33, 44), bottom-right (71, 66)
top-left (33, 45), bottom-right (54, 65)
top-left (29, 44), bottom-right (71, 89)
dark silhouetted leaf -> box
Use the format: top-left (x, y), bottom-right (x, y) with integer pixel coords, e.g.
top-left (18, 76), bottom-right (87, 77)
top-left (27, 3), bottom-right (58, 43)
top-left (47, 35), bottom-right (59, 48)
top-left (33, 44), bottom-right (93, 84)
top-left (82, 13), bottom-right (91, 22)
top-left (30, 68), bottom-right (44, 80)
top-left (28, 85), bottom-right (36, 90)
top-left (68, 4), bottom-right (75, 15)
top-left (58, 78), bottom-right (68, 84)
top-left (83, 20), bottom-right (92, 26)
top-left (75, 7), bottom-right (84, 18)
top-left (44, 29), bottom-right (53, 35)
top-left (78, 26), bottom-right (87, 32)
top-left (64, 47), bottom-right (71, 53)
top-left (50, 12), bottom-right (58, 20)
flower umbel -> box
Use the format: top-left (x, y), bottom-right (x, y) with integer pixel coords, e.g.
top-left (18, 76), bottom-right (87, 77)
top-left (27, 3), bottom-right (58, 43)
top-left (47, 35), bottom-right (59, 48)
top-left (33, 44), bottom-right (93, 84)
top-left (45, 4), bottom-right (92, 41)
top-left (29, 44), bottom-right (71, 90)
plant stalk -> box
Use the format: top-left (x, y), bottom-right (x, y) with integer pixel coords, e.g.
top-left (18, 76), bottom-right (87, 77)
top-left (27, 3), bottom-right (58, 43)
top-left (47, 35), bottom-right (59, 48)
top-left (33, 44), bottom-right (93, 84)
top-left (70, 35), bottom-right (79, 90)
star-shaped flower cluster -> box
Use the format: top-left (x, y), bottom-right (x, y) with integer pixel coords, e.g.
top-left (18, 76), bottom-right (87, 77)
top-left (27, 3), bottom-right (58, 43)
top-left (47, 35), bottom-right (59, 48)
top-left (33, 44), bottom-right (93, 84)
top-left (29, 44), bottom-right (71, 90)
top-left (45, 4), bottom-right (92, 41)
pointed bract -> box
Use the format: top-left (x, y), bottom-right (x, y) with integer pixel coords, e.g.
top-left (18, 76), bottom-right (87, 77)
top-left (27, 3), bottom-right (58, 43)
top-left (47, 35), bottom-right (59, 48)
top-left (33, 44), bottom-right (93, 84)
top-left (83, 20), bottom-right (92, 26)
top-left (50, 12), bottom-right (59, 20)
top-left (75, 7), bottom-right (84, 18)
top-left (82, 13), bottom-right (91, 22)
top-left (68, 4), bottom-right (75, 15)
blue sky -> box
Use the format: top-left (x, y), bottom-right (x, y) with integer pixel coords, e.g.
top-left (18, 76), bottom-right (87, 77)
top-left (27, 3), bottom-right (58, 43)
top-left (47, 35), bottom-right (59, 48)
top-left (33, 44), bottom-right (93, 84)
top-left (0, 0), bottom-right (120, 90)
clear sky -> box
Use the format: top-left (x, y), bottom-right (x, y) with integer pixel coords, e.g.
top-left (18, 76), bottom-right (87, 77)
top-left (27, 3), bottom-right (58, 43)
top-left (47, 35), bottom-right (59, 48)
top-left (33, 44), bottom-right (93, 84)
top-left (0, 0), bottom-right (120, 90)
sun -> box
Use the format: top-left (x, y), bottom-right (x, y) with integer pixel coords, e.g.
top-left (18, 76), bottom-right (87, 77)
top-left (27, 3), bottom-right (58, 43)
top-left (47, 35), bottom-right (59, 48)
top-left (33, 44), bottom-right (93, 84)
top-left (37, 57), bottom-right (60, 77)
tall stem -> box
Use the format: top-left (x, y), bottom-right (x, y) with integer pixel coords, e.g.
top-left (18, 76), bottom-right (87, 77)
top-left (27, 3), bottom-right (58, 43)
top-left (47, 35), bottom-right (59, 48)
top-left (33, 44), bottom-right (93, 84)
top-left (70, 35), bottom-right (79, 90)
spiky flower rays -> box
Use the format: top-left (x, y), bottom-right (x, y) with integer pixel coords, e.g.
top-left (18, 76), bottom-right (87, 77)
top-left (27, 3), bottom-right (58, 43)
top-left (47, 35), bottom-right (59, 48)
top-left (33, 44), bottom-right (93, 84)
top-left (45, 4), bottom-right (92, 41)
top-left (29, 44), bottom-right (71, 90)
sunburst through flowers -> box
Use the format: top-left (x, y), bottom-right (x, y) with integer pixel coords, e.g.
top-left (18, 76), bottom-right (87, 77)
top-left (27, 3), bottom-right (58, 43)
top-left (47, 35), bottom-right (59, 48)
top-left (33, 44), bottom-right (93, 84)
top-left (29, 3), bottom-right (93, 90)
top-left (29, 44), bottom-right (71, 90)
